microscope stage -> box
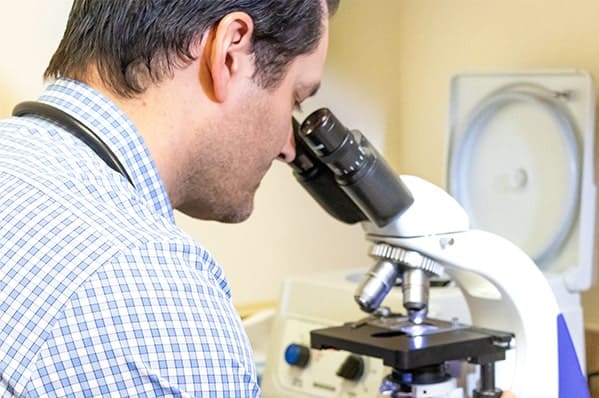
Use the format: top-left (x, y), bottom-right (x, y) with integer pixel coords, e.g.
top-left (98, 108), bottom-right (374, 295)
top-left (310, 316), bottom-right (513, 370)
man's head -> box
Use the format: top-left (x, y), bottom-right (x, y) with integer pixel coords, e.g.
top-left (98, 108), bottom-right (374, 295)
top-left (46, 0), bottom-right (339, 222)
top-left (45, 0), bottom-right (339, 96)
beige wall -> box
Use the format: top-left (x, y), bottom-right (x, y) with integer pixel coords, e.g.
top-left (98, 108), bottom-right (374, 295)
top-left (0, 1), bottom-right (72, 110)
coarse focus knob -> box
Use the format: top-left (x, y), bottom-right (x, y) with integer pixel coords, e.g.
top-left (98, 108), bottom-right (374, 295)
top-left (284, 343), bottom-right (310, 368)
top-left (336, 355), bottom-right (365, 381)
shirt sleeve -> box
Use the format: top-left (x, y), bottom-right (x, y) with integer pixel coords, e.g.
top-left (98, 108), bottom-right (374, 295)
top-left (23, 239), bottom-right (260, 397)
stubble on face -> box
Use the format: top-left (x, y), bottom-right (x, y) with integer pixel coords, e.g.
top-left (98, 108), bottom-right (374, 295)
top-left (175, 88), bottom-right (277, 223)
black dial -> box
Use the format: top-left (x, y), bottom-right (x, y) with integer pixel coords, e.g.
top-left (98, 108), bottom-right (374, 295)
top-left (336, 355), bottom-right (365, 381)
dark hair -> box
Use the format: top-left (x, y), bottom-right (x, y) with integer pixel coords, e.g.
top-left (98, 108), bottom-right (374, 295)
top-left (44, 0), bottom-right (340, 97)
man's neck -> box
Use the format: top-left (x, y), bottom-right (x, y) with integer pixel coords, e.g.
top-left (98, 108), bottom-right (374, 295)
top-left (80, 65), bottom-right (210, 208)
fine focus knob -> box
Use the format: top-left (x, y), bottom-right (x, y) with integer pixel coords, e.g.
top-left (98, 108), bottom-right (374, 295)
top-left (336, 355), bottom-right (364, 381)
top-left (284, 343), bottom-right (310, 368)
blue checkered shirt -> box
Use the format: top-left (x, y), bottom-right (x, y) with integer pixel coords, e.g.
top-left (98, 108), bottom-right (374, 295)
top-left (0, 78), bottom-right (260, 397)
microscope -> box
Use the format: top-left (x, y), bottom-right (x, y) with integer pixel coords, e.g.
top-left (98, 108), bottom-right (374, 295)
top-left (288, 108), bottom-right (589, 397)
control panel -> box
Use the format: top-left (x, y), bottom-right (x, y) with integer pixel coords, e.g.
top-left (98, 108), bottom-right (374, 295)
top-left (262, 269), bottom-right (472, 398)
top-left (273, 318), bottom-right (385, 397)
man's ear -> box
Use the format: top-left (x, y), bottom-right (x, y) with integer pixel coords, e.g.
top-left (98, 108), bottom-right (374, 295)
top-left (205, 12), bottom-right (255, 103)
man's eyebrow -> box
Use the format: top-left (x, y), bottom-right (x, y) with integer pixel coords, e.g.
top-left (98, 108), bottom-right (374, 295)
top-left (308, 83), bottom-right (321, 98)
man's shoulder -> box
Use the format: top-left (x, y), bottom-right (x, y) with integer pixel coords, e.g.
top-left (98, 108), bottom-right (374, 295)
top-left (108, 233), bottom-right (226, 288)
top-left (23, 234), bottom-right (252, 398)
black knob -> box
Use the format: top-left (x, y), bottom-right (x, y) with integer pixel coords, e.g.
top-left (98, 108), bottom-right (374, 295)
top-left (284, 343), bottom-right (310, 368)
top-left (336, 355), bottom-right (364, 381)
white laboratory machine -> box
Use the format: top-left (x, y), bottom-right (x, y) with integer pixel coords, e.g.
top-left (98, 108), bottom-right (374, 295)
top-left (448, 70), bottom-right (597, 369)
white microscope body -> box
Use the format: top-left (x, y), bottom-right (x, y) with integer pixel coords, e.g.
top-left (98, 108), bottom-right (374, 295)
top-left (360, 175), bottom-right (587, 397)
top-left (269, 102), bottom-right (593, 398)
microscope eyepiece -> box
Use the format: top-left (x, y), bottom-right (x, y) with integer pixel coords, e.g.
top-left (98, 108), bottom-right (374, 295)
top-left (295, 108), bottom-right (414, 227)
top-left (300, 108), bottom-right (346, 156)
top-left (299, 108), bottom-right (369, 178)
top-left (290, 116), bottom-right (368, 224)
top-left (289, 117), bottom-right (317, 175)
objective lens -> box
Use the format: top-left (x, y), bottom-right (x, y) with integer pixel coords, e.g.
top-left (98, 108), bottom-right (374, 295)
top-left (402, 269), bottom-right (429, 324)
top-left (355, 259), bottom-right (398, 313)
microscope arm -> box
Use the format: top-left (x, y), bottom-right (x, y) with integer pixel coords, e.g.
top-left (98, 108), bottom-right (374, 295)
top-left (381, 230), bottom-right (563, 397)
top-left (362, 174), bottom-right (588, 397)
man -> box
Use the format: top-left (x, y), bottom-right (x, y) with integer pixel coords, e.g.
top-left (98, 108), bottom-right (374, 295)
top-left (0, 0), bottom-right (336, 396)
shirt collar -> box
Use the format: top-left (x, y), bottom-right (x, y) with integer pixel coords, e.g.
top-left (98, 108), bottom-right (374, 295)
top-left (37, 78), bottom-right (175, 223)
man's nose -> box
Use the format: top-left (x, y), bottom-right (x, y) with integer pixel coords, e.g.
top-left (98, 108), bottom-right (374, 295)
top-left (277, 122), bottom-right (297, 163)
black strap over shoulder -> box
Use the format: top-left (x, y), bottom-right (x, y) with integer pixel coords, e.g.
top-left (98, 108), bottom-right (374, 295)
top-left (12, 101), bottom-right (135, 187)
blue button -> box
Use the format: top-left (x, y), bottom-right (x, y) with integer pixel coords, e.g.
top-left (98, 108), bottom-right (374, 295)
top-left (284, 343), bottom-right (310, 367)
